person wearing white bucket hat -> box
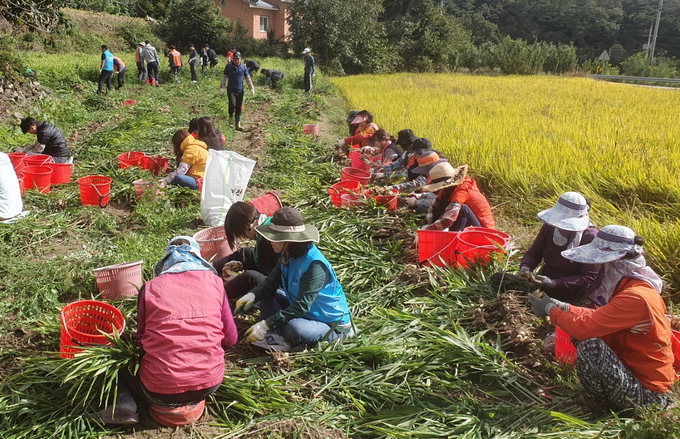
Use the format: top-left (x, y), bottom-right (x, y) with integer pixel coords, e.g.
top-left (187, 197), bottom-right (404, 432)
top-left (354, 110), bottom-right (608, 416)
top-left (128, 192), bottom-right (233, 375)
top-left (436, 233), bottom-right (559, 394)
top-left (302, 47), bottom-right (314, 92)
top-left (235, 207), bottom-right (353, 351)
top-left (514, 192), bottom-right (600, 303)
top-left (528, 225), bottom-right (675, 413)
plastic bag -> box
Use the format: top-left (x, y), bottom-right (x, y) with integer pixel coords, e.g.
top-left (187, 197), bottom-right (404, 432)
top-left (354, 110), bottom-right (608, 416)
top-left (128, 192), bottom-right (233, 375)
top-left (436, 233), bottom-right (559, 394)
top-left (200, 150), bottom-right (256, 226)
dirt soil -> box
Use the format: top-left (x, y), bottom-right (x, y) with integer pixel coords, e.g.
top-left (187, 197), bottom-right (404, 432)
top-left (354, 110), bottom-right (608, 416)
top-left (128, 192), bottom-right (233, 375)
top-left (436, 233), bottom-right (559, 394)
top-left (240, 419), bottom-right (348, 439)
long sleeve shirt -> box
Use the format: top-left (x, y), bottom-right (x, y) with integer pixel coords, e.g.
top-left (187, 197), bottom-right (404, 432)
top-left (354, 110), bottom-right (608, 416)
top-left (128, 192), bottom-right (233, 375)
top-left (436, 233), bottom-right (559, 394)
top-left (391, 174), bottom-right (427, 193)
top-left (251, 261), bottom-right (327, 329)
top-left (304, 55), bottom-right (315, 74)
top-left (36, 122), bottom-right (69, 158)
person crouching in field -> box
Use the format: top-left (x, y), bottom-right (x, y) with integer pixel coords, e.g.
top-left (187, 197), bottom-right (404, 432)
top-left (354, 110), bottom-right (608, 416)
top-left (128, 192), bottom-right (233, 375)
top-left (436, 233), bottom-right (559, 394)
top-left (112, 55), bottom-right (126, 90)
top-left (163, 130), bottom-right (208, 190)
top-left (213, 202), bottom-right (279, 300)
top-left (95, 236), bottom-right (237, 426)
top-left (261, 68), bottom-right (285, 89)
top-left (336, 110), bottom-right (379, 155)
top-left (235, 208), bottom-right (353, 351)
top-left (19, 117), bottom-right (70, 163)
top-left (529, 225), bottom-right (675, 414)
top-left (493, 192), bottom-right (600, 303)
top-left (421, 163), bottom-right (496, 231)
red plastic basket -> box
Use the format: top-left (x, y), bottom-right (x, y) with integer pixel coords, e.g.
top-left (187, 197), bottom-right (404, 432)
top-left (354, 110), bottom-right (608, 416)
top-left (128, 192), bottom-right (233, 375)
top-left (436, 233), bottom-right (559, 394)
top-left (193, 226), bottom-right (234, 262)
top-left (77, 175), bottom-right (112, 207)
top-left (555, 326), bottom-right (577, 365)
top-left (7, 152), bottom-right (27, 174)
top-left (141, 155), bottom-right (169, 175)
top-left (22, 165), bottom-right (53, 193)
top-left (249, 192), bottom-right (283, 216)
top-left (302, 124), bottom-right (319, 136)
top-left (149, 400), bottom-right (205, 427)
top-left (117, 151), bottom-right (146, 169)
top-left (93, 261), bottom-right (144, 300)
top-left (59, 300), bottom-right (125, 358)
top-left (365, 189), bottom-right (398, 211)
top-left (349, 150), bottom-right (371, 171)
top-left (328, 181), bottom-right (363, 207)
top-left (340, 192), bottom-right (366, 208)
top-left (23, 154), bottom-right (54, 166)
top-left (417, 229), bottom-right (460, 267)
top-left (463, 226), bottom-right (512, 247)
top-left (123, 99), bottom-right (137, 106)
top-left (671, 329), bottom-right (680, 372)
top-left (456, 230), bottom-right (508, 268)
top-left (341, 167), bottom-right (371, 185)
top-left (47, 163), bottom-right (73, 185)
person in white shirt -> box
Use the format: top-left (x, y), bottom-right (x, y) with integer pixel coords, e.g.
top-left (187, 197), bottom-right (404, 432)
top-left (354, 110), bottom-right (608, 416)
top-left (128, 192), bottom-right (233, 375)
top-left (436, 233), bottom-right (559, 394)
top-left (0, 153), bottom-right (23, 220)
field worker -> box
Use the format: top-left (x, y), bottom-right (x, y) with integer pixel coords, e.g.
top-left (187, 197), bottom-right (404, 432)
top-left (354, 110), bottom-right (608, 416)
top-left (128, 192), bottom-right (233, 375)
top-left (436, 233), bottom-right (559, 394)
top-left (261, 68), bottom-right (285, 89)
top-left (336, 110), bottom-right (379, 151)
top-left (346, 110), bottom-right (360, 136)
top-left (498, 192), bottom-right (600, 303)
top-left (95, 236), bottom-right (237, 426)
top-left (168, 46), bottom-right (182, 83)
top-left (376, 129), bottom-right (419, 178)
top-left (0, 153), bottom-right (23, 221)
top-left (213, 202), bottom-right (279, 300)
top-left (196, 116), bottom-right (225, 150)
top-left (19, 117), bottom-right (70, 163)
top-left (143, 40), bottom-right (160, 86)
top-left (97, 45), bottom-right (114, 95)
top-left (528, 225), bottom-right (674, 413)
top-left (207, 45), bottom-right (219, 70)
top-left (163, 130), bottom-right (208, 190)
top-left (112, 55), bottom-right (126, 89)
top-left (135, 42), bottom-right (147, 83)
top-left (369, 129), bottom-right (402, 168)
top-left (200, 45), bottom-right (209, 73)
top-left (221, 51), bottom-right (255, 131)
top-left (245, 59), bottom-right (259, 73)
top-left (422, 163), bottom-right (496, 231)
top-left (235, 207), bottom-right (353, 351)
top-left (302, 48), bottom-right (315, 92)
top-left (187, 44), bottom-right (198, 82)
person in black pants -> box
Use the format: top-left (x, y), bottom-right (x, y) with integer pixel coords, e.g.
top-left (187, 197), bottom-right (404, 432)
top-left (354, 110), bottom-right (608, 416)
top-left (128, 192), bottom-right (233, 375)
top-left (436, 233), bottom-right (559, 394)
top-left (212, 202), bottom-right (279, 300)
top-left (261, 69), bottom-right (285, 89)
top-left (188, 44), bottom-right (199, 82)
top-left (302, 47), bottom-right (315, 93)
top-left (220, 51), bottom-right (254, 131)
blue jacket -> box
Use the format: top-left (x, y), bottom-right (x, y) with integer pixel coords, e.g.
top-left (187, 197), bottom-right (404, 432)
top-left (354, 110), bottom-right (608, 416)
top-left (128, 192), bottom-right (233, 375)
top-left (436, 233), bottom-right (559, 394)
top-left (101, 50), bottom-right (114, 71)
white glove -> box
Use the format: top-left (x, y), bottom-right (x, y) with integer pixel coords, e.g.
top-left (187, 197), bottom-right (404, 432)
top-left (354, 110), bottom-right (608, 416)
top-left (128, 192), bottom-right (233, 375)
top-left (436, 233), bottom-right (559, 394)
top-left (336, 139), bottom-right (346, 147)
top-left (234, 292), bottom-right (256, 314)
top-left (250, 86), bottom-right (255, 96)
top-left (372, 172), bottom-right (385, 179)
top-left (222, 261), bottom-right (243, 281)
top-left (245, 320), bottom-right (269, 343)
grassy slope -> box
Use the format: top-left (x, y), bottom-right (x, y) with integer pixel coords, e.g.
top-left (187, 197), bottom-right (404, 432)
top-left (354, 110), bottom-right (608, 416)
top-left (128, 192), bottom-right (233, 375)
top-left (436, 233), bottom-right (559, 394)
top-left (1, 55), bottom-right (679, 438)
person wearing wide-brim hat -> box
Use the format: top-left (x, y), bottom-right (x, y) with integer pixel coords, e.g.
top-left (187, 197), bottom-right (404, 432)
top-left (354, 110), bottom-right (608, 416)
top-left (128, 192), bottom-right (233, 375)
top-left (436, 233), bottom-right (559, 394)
top-left (235, 207), bottom-right (353, 351)
top-left (528, 225), bottom-right (674, 413)
top-left (512, 192), bottom-right (600, 303)
top-left (421, 162), bottom-right (495, 231)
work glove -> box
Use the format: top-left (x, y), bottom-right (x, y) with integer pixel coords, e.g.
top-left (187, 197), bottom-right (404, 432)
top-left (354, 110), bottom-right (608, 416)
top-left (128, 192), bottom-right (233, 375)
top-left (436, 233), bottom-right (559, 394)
top-left (234, 292), bottom-right (256, 315)
top-left (531, 275), bottom-right (557, 289)
top-left (250, 86), bottom-right (255, 96)
top-left (244, 320), bottom-right (269, 343)
top-left (336, 139), bottom-right (346, 148)
top-left (528, 292), bottom-right (570, 318)
top-left (222, 261), bottom-right (243, 281)
top-left (372, 172), bottom-right (385, 179)
top-left (519, 265), bottom-right (532, 277)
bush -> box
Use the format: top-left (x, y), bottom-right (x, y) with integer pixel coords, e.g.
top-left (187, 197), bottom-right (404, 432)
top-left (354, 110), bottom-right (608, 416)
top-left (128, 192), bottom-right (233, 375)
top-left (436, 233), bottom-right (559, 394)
top-left (0, 35), bottom-right (25, 80)
top-left (543, 43), bottom-right (577, 74)
top-left (621, 51), bottom-right (679, 78)
top-left (580, 59), bottom-right (620, 75)
top-left (116, 21), bottom-right (158, 50)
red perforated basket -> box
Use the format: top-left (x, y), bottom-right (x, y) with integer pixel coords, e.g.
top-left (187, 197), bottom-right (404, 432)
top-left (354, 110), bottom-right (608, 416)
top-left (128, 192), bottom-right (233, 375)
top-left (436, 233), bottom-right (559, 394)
top-left (555, 325), bottom-right (577, 365)
top-left (193, 226), bottom-right (234, 262)
top-left (249, 192), bottom-right (282, 216)
top-left (117, 151), bottom-right (146, 168)
top-left (328, 180), bottom-right (363, 207)
top-left (93, 261), bottom-right (144, 300)
top-left (59, 300), bottom-right (125, 358)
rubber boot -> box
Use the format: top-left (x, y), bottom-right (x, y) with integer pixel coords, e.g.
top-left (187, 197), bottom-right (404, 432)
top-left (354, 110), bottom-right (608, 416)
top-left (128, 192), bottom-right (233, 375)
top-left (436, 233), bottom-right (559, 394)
top-left (228, 116), bottom-right (234, 128)
top-left (94, 389), bottom-right (138, 425)
top-left (235, 116), bottom-right (243, 131)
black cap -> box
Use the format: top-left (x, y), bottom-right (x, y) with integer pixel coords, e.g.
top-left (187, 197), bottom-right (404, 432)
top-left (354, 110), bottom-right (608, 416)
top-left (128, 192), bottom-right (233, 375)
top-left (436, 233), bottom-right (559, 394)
top-left (396, 129), bottom-right (418, 148)
top-left (409, 137), bottom-right (432, 152)
top-left (233, 51), bottom-right (242, 59)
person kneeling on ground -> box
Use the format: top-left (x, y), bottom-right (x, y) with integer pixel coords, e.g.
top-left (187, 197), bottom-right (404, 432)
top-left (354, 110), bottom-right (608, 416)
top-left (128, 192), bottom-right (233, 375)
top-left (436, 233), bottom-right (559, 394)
top-left (213, 201), bottom-right (279, 300)
top-left (421, 162), bottom-right (496, 231)
top-left (235, 207), bottom-right (353, 351)
top-left (529, 225), bottom-right (673, 414)
top-left (0, 153), bottom-right (23, 221)
top-left (261, 68), bottom-right (285, 89)
top-left (163, 129), bottom-right (208, 190)
top-left (96, 236), bottom-right (237, 426)
top-left (19, 117), bottom-right (70, 163)
top-left (494, 192), bottom-right (600, 303)
top-left (336, 110), bottom-right (379, 154)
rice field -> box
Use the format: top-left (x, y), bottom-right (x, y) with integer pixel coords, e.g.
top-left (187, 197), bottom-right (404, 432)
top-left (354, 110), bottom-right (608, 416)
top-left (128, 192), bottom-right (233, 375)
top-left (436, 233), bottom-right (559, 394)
top-left (332, 74), bottom-right (680, 292)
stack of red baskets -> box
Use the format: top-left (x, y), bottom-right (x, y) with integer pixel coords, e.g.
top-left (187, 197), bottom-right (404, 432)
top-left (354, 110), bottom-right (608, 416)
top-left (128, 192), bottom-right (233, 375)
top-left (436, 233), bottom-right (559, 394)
top-left (417, 226), bottom-right (511, 268)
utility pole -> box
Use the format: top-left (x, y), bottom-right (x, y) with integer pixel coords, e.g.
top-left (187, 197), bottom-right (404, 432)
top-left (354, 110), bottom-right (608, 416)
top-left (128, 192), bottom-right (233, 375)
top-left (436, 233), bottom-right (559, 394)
top-left (648, 0), bottom-right (664, 64)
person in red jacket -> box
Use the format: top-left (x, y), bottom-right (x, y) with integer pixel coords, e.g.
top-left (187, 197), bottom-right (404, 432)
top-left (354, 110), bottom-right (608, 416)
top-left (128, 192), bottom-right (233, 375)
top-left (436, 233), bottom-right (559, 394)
top-left (529, 225), bottom-right (674, 413)
top-left (95, 236), bottom-right (237, 426)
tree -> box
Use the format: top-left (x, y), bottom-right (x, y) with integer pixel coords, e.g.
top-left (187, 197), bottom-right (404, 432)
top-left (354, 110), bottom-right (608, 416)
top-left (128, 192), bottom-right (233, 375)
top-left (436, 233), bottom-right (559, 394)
top-left (1, 0), bottom-right (64, 32)
top-left (157, 0), bottom-right (231, 52)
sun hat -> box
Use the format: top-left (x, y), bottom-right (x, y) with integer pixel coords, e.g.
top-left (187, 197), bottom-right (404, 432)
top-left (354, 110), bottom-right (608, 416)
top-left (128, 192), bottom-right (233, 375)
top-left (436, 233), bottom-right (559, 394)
top-left (302, 48), bottom-right (311, 55)
top-left (537, 192), bottom-right (589, 232)
top-left (561, 225), bottom-right (639, 264)
top-left (421, 162), bottom-right (468, 193)
top-left (351, 114), bottom-right (367, 125)
top-left (255, 207), bottom-right (319, 243)
top-left (138, 42), bottom-right (145, 46)
top-left (396, 129), bottom-right (418, 147)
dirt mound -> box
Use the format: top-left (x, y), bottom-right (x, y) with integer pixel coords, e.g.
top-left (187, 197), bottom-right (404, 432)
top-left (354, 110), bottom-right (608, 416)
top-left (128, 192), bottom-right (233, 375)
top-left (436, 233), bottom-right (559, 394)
top-left (241, 419), bottom-right (347, 439)
top-left (0, 77), bottom-right (50, 125)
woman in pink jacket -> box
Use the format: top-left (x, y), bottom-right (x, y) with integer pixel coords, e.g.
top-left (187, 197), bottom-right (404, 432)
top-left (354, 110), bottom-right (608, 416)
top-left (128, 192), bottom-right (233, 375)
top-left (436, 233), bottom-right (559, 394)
top-left (95, 236), bottom-right (237, 426)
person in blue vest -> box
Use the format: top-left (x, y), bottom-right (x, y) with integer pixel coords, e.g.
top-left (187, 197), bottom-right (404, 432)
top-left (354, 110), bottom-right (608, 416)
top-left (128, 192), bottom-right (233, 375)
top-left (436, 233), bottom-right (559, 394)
top-left (220, 51), bottom-right (254, 131)
top-left (98, 45), bottom-right (114, 95)
top-left (235, 207), bottom-right (353, 351)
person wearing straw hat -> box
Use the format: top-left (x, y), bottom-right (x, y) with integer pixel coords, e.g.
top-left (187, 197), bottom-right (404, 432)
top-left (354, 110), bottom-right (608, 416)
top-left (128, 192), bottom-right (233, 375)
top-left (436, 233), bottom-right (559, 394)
top-left (498, 192), bottom-right (600, 303)
top-left (95, 236), bottom-right (237, 426)
top-left (528, 225), bottom-right (674, 413)
top-left (234, 207), bottom-right (353, 351)
top-left (421, 162), bottom-right (495, 231)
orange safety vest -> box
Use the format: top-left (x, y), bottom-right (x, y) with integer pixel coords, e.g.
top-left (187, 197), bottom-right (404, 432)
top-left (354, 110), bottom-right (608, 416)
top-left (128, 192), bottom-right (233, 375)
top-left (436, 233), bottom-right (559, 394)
top-left (135, 48), bottom-right (141, 62)
top-left (170, 50), bottom-right (182, 67)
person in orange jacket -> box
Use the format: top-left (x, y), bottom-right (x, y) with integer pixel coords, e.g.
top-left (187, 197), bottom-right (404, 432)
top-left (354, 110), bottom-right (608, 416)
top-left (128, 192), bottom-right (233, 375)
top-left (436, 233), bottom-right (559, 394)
top-left (529, 225), bottom-right (674, 413)
top-left (168, 46), bottom-right (182, 84)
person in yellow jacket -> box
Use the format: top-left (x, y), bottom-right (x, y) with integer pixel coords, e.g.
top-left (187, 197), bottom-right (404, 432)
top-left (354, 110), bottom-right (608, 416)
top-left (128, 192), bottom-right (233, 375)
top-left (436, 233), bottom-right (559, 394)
top-left (163, 130), bottom-right (208, 190)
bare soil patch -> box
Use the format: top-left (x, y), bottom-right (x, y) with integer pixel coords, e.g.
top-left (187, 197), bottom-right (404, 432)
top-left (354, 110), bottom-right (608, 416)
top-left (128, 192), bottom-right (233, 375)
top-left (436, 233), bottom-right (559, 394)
top-left (240, 419), bottom-right (348, 439)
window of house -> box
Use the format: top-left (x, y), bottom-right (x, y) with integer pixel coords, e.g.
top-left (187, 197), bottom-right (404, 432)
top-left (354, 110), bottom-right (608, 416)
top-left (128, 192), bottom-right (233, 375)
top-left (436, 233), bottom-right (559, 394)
top-left (259, 16), bottom-right (269, 33)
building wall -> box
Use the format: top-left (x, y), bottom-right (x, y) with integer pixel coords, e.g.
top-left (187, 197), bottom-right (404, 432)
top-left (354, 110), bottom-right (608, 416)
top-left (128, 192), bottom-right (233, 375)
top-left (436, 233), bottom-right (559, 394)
top-left (214, 0), bottom-right (291, 41)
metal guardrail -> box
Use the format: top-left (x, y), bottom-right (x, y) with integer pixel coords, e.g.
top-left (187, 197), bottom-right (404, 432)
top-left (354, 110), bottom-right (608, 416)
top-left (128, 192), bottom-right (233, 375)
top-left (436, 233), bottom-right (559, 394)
top-left (588, 74), bottom-right (680, 84)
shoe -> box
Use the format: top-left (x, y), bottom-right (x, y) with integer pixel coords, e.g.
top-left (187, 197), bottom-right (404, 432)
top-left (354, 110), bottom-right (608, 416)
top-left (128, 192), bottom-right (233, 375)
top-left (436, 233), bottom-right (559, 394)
top-left (235, 126), bottom-right (245, 132)
top-left (228, 117), bottom-right (234, 127)
top-left (94, 406), bottom-right (139, 426)
top-left (192, 80), bottom-right (198, 83)
top-left (251, 332), bottom-right (291, 352)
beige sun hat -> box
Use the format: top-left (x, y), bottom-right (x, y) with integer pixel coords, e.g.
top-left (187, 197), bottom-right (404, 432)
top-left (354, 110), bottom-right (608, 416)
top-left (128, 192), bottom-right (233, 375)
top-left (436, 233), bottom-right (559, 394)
top-left (537, 192), bottom-right (589, 232)
top-left (420, 162), bottom-right (468, 193)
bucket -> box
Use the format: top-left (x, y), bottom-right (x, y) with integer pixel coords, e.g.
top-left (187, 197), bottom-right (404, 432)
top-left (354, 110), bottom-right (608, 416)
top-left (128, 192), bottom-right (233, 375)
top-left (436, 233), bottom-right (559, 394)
top-left (47, 163), bottom-right (73, 185)
top-left (455, 230), bottom-right (507, 268)
top-left (77, 175), bottom-right (112, 207)
top-left (22, 165), bottom-right (53, 193)
top-left (340, 193), bottom-right (366, 209)
top-left (123, 99), bottom-right (137, 106)
top-left (23, 154), bottom-right (54, 166)
top-left (249, 192), bottom-right (282, 216)
top-left (672, 329), bottom-right (680, 372)
top-left (93, 261), bottom-right (144, 300)
top-left (17, 174), bottom-right (24, 196)
top-left (117, 151), bottom-right (146, 169)
top-left (193, 226), bottom-right (234, 262)
top-left (149, 400), bottom-right (205, 427)
top-left (132, 178), bottom-right (160, 200)
top-left (365, 189), bottom-right (398, 211)
top-left (328, 180), bottom-right (362, 207)
top-left (302, 123), bottom-right (319, 136)
top-left (463, 226), bottom-right (512, 247)
top-left (141, 155), bottom-right (169, 175)
top-left (7, 152), bottom-right (27, 174)
top-left (341, 167), bottom-right (371, 185)
top-left (555, 326), bottom-right (577, 365)
top-left (59, 300), bottom-right (126, 358)
top-left (417, 229), bottom-right (460, 267)
top-left (349, 150), bottom-right (371, 171)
